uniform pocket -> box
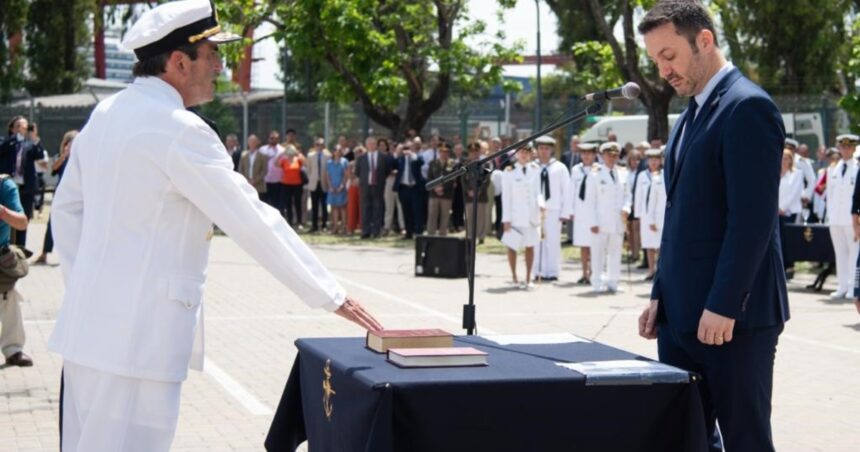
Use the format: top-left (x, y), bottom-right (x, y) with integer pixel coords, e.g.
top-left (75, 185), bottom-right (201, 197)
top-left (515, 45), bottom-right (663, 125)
top-left (167, 277), bottom-right (205, 310)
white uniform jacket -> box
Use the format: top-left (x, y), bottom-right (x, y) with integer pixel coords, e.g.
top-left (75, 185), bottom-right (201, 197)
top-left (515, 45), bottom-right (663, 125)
top-left (49, 77), bottom-right (346, 383)
top-left (641, 170), bottom-right (666, 249)
top-left (584, 165), bottom-right (631, 234)
top-left (502, 162), bottom-right (544, 228)
top-left (826, 159), bottom-right (859, 226)
top-left (537, 159), bottom-right (570, 218)
top-left (795, 155), bottom-right (817, 200)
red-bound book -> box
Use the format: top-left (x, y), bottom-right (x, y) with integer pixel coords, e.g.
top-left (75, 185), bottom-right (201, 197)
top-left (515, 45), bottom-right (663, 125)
top-left (366, 329), bottom-right (454, 353)
top-left (387, 347), bottom-right (488, 368)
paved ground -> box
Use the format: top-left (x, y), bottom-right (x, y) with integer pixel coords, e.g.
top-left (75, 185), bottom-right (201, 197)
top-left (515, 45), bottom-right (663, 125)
top-left (1, 222), bottom-right (858, 451)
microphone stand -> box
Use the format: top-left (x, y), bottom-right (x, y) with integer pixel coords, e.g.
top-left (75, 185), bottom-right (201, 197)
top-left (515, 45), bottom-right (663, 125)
top-left (426, 101), bottom-right (604, 335)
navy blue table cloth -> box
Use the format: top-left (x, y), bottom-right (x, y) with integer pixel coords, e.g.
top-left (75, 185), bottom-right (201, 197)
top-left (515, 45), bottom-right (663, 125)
top-left (265, 336), bottom-right (709, 452)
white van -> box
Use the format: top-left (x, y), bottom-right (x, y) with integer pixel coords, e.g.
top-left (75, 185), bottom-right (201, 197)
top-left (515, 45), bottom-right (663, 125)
top-left (580, 113), bottom-right (824, 149)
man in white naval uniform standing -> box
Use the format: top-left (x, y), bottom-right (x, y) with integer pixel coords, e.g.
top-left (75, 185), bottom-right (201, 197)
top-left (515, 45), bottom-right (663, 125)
top-left (49, 2), bottom-right (383, 450)
top-left (826, 134), bottom-right (860, 299)
top-left (533, 135), bottom-right (570, 281)
top-left (585, 142), bottom-right (631, 293)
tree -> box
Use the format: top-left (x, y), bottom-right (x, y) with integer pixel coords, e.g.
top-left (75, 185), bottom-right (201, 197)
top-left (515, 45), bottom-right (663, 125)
top-left (838, 16), bottom-right (860, 133)
top-left (714, 0), bottom-right (851, 95)
top-left (546, 0), bottom-right (675, 142)
top-left (24, 0), bottom-right (94, 96)
top-left (0, 0), bottom-right (28, 102)
top-left (262, 0), bottom-right (521, 139)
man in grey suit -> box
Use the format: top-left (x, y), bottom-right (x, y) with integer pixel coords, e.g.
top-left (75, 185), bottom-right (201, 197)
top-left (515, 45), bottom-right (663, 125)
top-left (237, 134), bottom-right (268, 199)
top-left (356, 136), bottom-right (389, 238)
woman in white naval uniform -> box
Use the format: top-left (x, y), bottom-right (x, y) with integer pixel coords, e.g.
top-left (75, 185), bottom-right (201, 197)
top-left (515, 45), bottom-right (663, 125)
top-left (533, 135), bottom-right (570, 281)
top-left (502, 146), bottom-right (544, 288)
top-left (585, 142), bottom-right (630, 293)
top-left (778, 148), bottom-right (804, 279)
top-left (827, 134), bottom-right (860, 299)
top-left (563, 143), bottom-right (598, 285)
top-left (640, 148), bottom-right (665, 281)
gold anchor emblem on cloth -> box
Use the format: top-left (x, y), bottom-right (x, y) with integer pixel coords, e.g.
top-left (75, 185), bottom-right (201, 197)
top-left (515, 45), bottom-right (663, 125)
top-left (322, 359), bottom-right (336, 421)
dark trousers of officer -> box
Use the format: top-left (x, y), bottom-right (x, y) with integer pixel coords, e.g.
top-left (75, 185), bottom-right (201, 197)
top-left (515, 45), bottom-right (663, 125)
top-left (310, 183), bottom-right (328, 231)
top-left (658, 324), bottom-right (782, 452)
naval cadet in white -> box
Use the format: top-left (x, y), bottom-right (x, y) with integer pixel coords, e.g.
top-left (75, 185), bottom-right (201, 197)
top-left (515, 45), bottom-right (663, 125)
top-left (501, 145), bottom-right (544, 288)
top-left (584, 142), bottom-right (631, 293)
top-left (49, 2), bottom-right (383, 450)
top-left (533, 135), bottom-right (570, 281)
top-left (563, 142), bottom-right (598, 285)
top-left (826, 134), bottom-right (860, 299)
top-left (639, 149), bottom-right (666, 281)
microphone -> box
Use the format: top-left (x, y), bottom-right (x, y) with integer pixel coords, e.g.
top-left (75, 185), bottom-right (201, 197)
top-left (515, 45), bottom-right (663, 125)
top-left (582, 82), bottom-right (640, 101)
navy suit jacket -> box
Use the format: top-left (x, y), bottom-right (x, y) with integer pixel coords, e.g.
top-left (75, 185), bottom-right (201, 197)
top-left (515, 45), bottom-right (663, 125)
top-left (392, 154), bottom-right (424, 192)
top-left (652, 68), bottom-right (790, 333)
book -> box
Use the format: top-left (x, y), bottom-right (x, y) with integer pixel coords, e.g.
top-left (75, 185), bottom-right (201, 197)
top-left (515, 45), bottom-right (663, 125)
top-left (556, 360), bottom-right (690, 386)
top-left (366, 329), bottom-right (454, 353)
top-left (387, 347), bottom-right (488, 368)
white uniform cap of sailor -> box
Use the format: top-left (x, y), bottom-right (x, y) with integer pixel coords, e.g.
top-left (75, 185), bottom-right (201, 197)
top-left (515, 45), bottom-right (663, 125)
top-left (121, 0), bottom-right (240, 60)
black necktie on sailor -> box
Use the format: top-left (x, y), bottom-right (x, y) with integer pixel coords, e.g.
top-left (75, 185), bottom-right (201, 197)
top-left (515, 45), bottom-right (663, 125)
top-left (842, 162), bottom-right (848, 177)
top-left (578, 170), bottom-right (588, 201)
top-left (541, 167), bottom-right (550, 200)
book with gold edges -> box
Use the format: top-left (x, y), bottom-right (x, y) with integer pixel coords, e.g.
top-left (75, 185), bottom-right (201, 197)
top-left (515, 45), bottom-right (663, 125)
top-left (365, 329), bottom-right (454, 353)
top-left (386, 347), bottom-right (488, 368)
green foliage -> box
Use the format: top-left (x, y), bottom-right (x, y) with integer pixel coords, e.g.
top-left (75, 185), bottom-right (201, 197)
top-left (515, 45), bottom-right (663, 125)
top-left (714, 0), bottom-right (851, 95)
top-left (0, 0), bottom-right (28, 102)
top-left (24, 0), bottom-right (93, 96)
top-left (839, 17), bottom-right (860, 133)
top-left (252, 0), bottom-right (522, 138)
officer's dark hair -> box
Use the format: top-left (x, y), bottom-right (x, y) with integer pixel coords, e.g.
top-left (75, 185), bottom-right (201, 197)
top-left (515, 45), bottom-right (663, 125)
top-left (132, 42), bottom-right (203, 77)
top-left (637, 0), bottom-right (718, 50)
top-left (7, 115), bottom-right (26, 135)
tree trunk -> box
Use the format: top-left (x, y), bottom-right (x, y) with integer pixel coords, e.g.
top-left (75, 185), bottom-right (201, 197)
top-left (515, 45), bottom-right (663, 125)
top-left (645, 91), bottom-right (672, 143)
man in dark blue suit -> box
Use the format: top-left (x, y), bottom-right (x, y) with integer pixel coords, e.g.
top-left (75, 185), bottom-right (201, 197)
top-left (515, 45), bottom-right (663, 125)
top-left (637, 2), bottom-right (789, 451)
top-left (393, 147), bottom-right (424, 239)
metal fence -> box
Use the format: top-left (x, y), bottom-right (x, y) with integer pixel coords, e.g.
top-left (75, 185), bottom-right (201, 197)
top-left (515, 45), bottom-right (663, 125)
top-left (0, 92), bottom-right (846, 155)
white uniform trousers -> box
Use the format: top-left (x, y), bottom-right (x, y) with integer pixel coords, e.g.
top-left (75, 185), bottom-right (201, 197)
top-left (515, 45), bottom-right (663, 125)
top-left (591, 232), bottom-right (623, 291)
top-left (535, 211), bottom-right (562, 278)
top-left (0, 289), bottom-right (25, 358)
top-left (829, 225), bottom-right (859, 296)
top-left (61, 360), bottom-right (182, 452)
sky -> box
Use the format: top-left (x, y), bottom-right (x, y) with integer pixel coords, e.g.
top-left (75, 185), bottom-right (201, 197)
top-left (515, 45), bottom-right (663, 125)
top-left (250, 0), bottom-right (561, 90)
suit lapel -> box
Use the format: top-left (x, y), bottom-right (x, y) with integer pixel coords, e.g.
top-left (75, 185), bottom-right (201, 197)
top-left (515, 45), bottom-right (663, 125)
top-left (667, 68), bottom-right (742, 199)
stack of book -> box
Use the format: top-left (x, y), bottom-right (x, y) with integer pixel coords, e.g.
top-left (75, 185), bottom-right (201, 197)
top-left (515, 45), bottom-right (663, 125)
top-left (366, 329), bottom-right (488, 368)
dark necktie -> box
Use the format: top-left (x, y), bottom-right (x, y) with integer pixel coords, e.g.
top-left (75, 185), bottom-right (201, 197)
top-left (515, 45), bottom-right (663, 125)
top-left (842, 162), bottom-right (847, 177)
top-left (541, 167), bottom-right (550, 200)
top-left (675, 97), bottom-right (698, 164)
top-left (609, 169), bottom-right (616, 183)
top-left (631, 169), bottom-right (640, 215)
top-left (645, 173), bottom-right (652, 208)
top-left (522, 166), bottom-right (526, 175)
top-left (578, 169), bottom-right (588, 201)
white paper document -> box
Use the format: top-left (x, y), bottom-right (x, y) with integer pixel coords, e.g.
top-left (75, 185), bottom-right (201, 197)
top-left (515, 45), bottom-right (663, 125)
top-left (557, 359), bottom-right (690, 385)
top-left (483, 333), bottom-right (592, 345)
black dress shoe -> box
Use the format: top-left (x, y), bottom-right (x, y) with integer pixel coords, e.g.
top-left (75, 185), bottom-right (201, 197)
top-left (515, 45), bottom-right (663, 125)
top-left (5, 351), bottom-right (33, 367)
top-left (644, 274), bottom-right (655, 282)
top-left (360, 234), bottom-right (371, 239)
top-left (637, 261), bottom-right (649, 269)
top-left (576, 277), bottom-right (588, 284)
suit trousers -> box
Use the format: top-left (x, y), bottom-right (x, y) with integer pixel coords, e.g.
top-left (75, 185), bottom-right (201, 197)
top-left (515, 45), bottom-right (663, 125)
top-left (310, 183), bottom-right (328, 230)
top-left (0, 289), bottom-right (25, 358)
top-left (360, 187), bottom-right (384, 237)
top-left (658, 324), bottom-right (782, 452)
top-left (464, 201), bottom-right (488, 242)
top-left (264, 182), bottom-right (284, 217)
top-left (427, 197), bottom-right (452, 236)
top-left (591, 232), bottom-right (623, 291)
top-left (535, 211), bottom-right (562, 278)
top-left (61, 360), bottom-right (182, 452)
top-left (42, 218), bottom-right (55, 254)
top-left (829, 224), bottom-right (859, 295)
top-left (398, 185), bottom-right (424, 236)
top-left (383, 176), bottom-right (404, 231)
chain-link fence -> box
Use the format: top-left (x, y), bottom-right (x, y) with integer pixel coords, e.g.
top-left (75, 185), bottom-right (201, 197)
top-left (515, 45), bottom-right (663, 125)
top-left (0, 91), bottom-right (847, 156)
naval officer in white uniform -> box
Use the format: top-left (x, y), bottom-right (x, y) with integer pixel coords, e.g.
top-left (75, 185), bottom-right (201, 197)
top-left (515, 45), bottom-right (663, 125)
top-left (501, 145), bottom-right (544, 288)
top-left (533, 135), bottom-right (570, 281)
top-left (563, 142), bottom-right (598, 285)
top-left (639, 148), bottom-right (666, 281)
top-left (826, 134), bottom-right (860, 299)
top-left (584, 142), bottom-right (631, 293)
top-left (49, 1), bottom-right (383, 450)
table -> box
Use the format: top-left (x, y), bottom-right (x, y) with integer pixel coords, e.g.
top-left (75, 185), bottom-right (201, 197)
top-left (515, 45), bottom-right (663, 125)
top-left (782, 223), bottom-right (835, 263)
top-left (265, 336), bottom-right (709, 452)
